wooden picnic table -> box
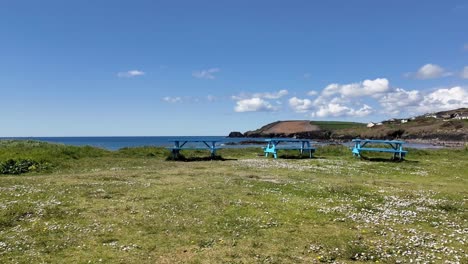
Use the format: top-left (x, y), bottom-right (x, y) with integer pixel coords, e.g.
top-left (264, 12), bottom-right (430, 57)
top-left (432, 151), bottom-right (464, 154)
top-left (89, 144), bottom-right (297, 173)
top-left (168, 139), bottom-right (221, 159)
top-left (264, 138), bottom-right (315, 159)
top-left (351, 139), bottom-right (407, 160)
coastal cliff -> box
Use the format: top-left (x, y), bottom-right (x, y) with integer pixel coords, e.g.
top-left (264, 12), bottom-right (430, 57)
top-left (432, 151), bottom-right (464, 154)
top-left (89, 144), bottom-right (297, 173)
top-left (231, 120), bottom-right (364, 140)
top-left (229, 108), bottom-right (468, 144)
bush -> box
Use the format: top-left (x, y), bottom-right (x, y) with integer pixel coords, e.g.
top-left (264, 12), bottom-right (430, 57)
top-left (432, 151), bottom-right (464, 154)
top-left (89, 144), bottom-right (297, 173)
top-left (0, 159), bottom-right (48, 175)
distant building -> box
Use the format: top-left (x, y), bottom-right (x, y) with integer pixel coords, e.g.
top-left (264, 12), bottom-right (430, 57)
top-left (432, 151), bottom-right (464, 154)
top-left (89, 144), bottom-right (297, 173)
top-left (367, 122), bottom-right (375, 128)
top-left (401, 119), bottom-right (408, 123)
top-left (382, 118), bottom-right (396, 124)
top-left (376, 122), bottom-right (383, 126)
top-left (453, 113), bottom-right (468, 120)
top-left (425, 114), bottom-right (437, 118)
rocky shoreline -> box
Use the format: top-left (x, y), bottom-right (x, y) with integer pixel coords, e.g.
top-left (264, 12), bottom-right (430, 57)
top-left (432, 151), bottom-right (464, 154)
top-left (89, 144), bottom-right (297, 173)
top-left (404, 139), bottom-right (467, 148)
top-left (226, 136), bottom-right (467, 148)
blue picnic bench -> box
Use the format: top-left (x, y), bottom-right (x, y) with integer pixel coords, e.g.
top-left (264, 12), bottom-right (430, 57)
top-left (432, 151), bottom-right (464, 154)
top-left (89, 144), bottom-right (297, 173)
top-left (351, 139), bottom-right (408, 160)
top-left (264, 138), bottom-right (316, 159)
top-left (168, 139), bottom-right (221, 159)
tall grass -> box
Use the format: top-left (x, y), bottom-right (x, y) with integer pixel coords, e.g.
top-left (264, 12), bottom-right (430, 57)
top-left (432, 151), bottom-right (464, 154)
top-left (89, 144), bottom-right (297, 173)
top-left (0, 140), bottom-right (109, 161)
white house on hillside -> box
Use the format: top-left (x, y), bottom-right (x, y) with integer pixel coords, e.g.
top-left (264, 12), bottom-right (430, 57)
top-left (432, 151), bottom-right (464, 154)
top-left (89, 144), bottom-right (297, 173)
top-left (453, 113), bottom-right (468, 120)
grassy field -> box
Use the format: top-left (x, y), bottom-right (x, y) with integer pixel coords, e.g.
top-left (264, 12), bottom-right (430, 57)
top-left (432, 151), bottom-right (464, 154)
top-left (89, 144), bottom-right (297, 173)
top-left (310, 121), bottom-right (366, 131)
top-left (0, 140), bottom-right (467, 263)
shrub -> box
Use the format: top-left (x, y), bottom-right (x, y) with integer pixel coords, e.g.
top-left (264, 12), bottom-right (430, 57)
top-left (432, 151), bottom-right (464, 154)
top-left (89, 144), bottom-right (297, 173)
top-left (0, 159), bottom-right (48, 175)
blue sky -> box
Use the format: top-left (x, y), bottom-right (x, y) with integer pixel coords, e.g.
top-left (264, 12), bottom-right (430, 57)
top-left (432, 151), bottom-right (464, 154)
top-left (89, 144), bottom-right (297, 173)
top-left (1, 0), bottom-right (467, 136)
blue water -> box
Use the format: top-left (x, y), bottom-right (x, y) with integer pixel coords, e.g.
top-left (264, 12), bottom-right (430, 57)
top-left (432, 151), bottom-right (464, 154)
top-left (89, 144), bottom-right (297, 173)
top-left (0, 136), bottom-right (443, 151)
top-left (0, 136), bottom-right (267, 151)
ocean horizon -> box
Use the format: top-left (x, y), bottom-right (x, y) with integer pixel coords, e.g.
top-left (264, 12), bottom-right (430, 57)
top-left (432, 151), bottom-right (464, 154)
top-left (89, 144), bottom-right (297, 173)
top-left (0, 136), bottom-right (254, 151)
top-left (0, 136), bottom-right (444, 151)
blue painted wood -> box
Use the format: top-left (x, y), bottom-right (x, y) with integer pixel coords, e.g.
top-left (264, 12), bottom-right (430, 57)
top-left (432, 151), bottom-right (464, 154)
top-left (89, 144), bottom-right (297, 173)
top-left (352, 139), bottom-right (405, 144)
top-left (275, 146), bottom-right (315, 150)
top-left (351, 139), bottom-right (407, 160)
top-left (265, 138), bottom-right (307, 142)
top-left (168, 140), bottom-right (221, 159)
top-left (168, 147), bottom-right (221, 151)
top-left (358, 147), bottom-right (407, 153)
top-left (263, 139), bottom-right (316, 159)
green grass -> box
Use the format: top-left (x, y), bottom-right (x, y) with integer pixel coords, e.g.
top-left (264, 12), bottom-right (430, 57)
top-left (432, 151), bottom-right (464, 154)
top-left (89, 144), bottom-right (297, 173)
top-left (310, 121), bottom-right (366, 131)
top-left (0, 140), bottom-right (467, 263)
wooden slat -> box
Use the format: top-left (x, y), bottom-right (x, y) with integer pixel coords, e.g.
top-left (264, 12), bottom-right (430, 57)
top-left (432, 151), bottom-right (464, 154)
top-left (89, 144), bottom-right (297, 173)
top-left (359, 147), bottom-right (407, 153)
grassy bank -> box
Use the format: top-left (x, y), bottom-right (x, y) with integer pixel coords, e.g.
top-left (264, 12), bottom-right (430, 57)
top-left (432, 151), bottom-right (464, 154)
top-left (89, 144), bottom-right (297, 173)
top-left (310, 121), bottom-right (365, 131)
top-left (0, 140), bottom-right (467, 263)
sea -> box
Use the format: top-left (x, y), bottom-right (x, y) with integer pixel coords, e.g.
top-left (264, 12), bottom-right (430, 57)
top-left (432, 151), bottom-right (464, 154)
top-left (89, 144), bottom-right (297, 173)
top-left (0, 136), bottom-right (444, 150)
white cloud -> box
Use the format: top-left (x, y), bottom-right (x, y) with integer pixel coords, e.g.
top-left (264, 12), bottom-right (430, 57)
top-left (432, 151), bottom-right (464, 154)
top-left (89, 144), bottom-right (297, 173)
top-left (313, 101), bottom-right (373, 118)
top-left (117, 70), bottom-right (145, 78)
top-left (408, 64), bottom-right (451, 79)
top-left (293, 95), bottom-right (373, 118)
top-left (163, 96), bottom-right (182, 103)
top-left (354, 104), bottom-right (373, 117)
top-left (231, 89), bottom-right (288, 112)
top-left (322, 78), bottom-right (390, 97)
top-left (377, 86), bottom-right (468, 115)
top-left (307, 90), bottom-right (318, 96)
top-left (163, 95), bottom-right (219, 103)
top-left (417, 86), bottom-right (468, 112)
top-left (461, 66), bottom-right (468, 79)
top-left (289, 97), bottom-right (313, 113)
top-left (285, 78), bottom-right (466, 118)
top-left (416, 64), bottom-right (447, 79)
top-left (424, 87), bottom-right (466, 103)
top-left (231, 94), bottom-right (244, 100)
top-left (314, 102), bottom-right (351, 117)
top-left (230, 75), bottom-right (467, 118)
top-left (233, 90), bottom-right (289, 100)
top-left (379, 88), bottom-right (422, 115)
top-left (234, 98), bottom-right (276, 112)
top-left (253, 89), bottom-right (288, 99)
top-left (284, 78), bottom-right (385, 118)
top-left (192, 68), bottom-right (220, 79)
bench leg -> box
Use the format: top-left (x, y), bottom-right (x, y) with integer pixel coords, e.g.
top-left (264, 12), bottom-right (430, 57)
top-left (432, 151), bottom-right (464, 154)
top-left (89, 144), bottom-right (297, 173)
top-left (210, 149), bottom-right (218, 159)
top-left (273, 152), bottom-right (277, 159)
top-left (172, 149), bottom-right (179, 159)
top-left (352, 148), bottom-right (361, 158)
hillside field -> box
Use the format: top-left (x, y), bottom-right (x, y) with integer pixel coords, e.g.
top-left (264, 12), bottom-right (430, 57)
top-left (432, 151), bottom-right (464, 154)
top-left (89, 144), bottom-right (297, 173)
top-left (310, 121), bottom-right (366, 131)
